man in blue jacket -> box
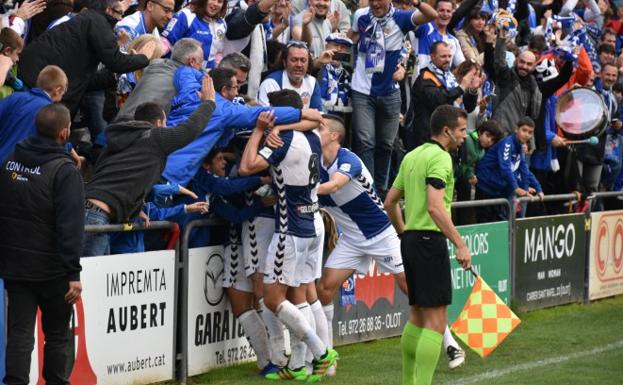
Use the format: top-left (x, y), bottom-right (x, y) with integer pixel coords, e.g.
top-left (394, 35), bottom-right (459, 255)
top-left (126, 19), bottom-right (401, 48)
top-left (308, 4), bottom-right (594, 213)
top-left (162, 67), bottom-right (321, 187)
top-left (476, 116), bottom-right (544, 221)
top-left (0, 65), bottom-right (67, 162)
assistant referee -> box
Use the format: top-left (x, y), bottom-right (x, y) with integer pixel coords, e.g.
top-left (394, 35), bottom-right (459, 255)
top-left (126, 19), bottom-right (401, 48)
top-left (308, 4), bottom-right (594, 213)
top-left (384, 105), bottom-right (472, 385)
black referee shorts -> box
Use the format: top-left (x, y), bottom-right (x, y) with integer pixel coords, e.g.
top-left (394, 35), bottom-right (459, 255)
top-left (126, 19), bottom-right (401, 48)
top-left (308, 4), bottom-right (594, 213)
top-left (401, 230), bottom-right (452, 307)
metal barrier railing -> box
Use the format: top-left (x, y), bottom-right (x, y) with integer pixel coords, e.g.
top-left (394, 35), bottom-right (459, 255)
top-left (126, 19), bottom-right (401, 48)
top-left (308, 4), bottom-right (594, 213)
top-left (178, 218), bottom-right (224, 385)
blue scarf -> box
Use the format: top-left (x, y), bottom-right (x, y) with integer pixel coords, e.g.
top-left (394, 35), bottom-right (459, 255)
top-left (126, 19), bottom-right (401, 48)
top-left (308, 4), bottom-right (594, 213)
top-left (364, 5), bottom-right (395, 74)
top-left (320, 64), bottom-right (351, 107)
top-left (427, 62), bottom-right (458, 89)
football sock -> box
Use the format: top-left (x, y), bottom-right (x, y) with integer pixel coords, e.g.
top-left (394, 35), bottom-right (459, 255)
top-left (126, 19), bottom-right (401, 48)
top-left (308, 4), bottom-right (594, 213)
top-left (238, 309), bottom-right (271, 369)
top-left (322, 303), bottom-right (334, 348)
top-left (259, 297), bottom-right (288, 367)
top-left (401, 322), bottom-right (422, 385)
top-left (443, 325), bottom-right (459, 350)
top-left (276, 300), bottom-right (326, 359)
top-left (414, 328), bottom-right (443, 385)
top-left (311, 300), bottom-right (330, 349)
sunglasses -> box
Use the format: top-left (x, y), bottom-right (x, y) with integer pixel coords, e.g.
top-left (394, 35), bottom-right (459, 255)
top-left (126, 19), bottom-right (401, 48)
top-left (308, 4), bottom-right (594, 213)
top-left (287, 40), bottom-right (309, 49)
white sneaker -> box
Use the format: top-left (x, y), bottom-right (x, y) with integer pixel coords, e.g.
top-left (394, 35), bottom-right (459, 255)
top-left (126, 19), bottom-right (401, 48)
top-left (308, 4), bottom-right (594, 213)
top-left (446, 346), bottom-right (465, 369)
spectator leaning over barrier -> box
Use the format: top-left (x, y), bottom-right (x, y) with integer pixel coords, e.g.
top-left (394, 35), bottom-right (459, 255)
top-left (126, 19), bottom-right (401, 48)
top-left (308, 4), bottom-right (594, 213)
top-left (384, 104), bottom-right (471, 385)
top-left (0, 65), bottom-right (68, 163)
top-left (114, 38), bottom-right (205, 122)
top-left (347, 0), bottom-right (437, 197)
top-left (17, 0), bottom-right (153, 117)
top-left (82, 76), bottom-right (216, 257)
top-left (490, 27), bottom-right (542, 134)
top-left (407, 40), bottom-right (480, 150)
top-left (476, 116), bottom-right (544, 222)
top-left (0, 103), bottom-right (84, 385)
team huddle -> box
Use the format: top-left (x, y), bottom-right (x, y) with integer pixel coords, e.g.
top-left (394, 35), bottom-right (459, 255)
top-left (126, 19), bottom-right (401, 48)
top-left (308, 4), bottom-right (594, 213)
top-left (210, 90), bottom-right (467, 382)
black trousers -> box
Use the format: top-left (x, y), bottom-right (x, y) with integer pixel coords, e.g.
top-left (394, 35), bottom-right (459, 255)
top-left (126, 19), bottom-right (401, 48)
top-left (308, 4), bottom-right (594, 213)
top-left (4, 278), bottom-right (73, 385)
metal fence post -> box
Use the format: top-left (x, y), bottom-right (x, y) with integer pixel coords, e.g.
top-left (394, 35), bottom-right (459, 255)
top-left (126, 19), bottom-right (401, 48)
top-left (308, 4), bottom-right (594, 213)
top-left (177, 218), bottom-right (223, 385)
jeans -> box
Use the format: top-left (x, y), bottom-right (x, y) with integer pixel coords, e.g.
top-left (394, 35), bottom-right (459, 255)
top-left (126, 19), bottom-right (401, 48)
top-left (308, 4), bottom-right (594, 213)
top-left (79, 90), bottom-right (107, 142)
top-left (82, 207), bottom-right (111, 256)
top-left (351, 89), bottom-right (401, 193)
top-left (4, 279), bottom-right (73, 385)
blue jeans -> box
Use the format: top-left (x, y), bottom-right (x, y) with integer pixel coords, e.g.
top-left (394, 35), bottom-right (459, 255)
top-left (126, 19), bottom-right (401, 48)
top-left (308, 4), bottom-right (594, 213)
top-left (82, 208), bottom-right (110, 257)
top-left (351, 89), bottom-right (401, 193)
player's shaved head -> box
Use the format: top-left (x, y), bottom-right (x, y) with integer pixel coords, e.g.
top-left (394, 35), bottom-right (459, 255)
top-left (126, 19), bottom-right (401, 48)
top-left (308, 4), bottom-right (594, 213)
top-left (323, 114), bottom-right (346, 143)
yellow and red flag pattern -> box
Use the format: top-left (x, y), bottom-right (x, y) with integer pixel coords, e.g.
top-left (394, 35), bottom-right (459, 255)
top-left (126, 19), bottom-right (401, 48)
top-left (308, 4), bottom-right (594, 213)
top-left (451, 275), bottom-right (521, 358)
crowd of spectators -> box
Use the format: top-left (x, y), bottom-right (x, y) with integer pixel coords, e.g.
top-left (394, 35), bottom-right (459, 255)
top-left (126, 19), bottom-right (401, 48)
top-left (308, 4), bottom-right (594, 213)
top-left (1, 0), bottom-right (623, 235)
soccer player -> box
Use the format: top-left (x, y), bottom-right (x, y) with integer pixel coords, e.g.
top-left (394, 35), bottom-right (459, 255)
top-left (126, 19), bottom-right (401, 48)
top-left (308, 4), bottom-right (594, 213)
top-left (315, 114), bottom-right (407, 343)
top-left (239, 111), bottom-right (337, 381)
top-left (384, 105), bottom-right (472, 385)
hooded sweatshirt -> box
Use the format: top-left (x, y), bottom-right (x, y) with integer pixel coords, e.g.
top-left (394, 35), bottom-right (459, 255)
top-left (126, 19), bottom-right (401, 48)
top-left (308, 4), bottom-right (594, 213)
top-left (85, 100), bottom-right (216, 223)
top-left (0, 136), bottom-right (84, 281)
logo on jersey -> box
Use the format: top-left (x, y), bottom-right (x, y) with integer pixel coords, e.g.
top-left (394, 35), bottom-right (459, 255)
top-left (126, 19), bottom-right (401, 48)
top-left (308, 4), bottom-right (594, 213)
top-left (260, 146), bottom-right (273, 159)
top-left (296, 202), bottom-right (319, 215)
top-left (301, 91), bottom-right (311, 107)
top-left (164, 18), bottom-right (177, 33)
top-left (339, 163), bottom-right (352, 173)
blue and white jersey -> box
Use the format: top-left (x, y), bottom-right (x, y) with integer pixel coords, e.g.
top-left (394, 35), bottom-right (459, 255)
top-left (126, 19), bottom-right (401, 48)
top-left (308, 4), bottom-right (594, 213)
top-left (259, 130), bottom-right (322, 238)
top-left (414, 22), bottom-right (465, 74)
top-left (115, 11), bottom-right (161, 52)
top-left (318, 148), bottom-right (390, 243)
top-left (162, 8), bottom-right (227, 68)
top-left (351, 7), bottom-right (416, 96)
top-left (258, 70), bottom-right (323, 110)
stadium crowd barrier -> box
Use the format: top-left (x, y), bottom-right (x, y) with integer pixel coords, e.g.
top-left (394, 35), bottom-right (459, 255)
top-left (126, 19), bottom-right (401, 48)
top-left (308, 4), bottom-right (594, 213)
top-left (4, 192), bottom-right (622, 385)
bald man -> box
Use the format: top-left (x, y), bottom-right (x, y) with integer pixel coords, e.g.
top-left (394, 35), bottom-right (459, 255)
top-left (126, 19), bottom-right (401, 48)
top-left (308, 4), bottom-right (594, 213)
top-left (490, 33), bottom-right (542, 134)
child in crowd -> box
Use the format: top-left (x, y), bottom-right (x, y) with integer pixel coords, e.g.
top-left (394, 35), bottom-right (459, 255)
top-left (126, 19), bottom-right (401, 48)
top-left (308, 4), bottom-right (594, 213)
top-left (0, 27), bottom-right (24, 99)
top-left (455, 119), bottom-right (504, 224)
top-left (476, 117), bottom-right (544, 221)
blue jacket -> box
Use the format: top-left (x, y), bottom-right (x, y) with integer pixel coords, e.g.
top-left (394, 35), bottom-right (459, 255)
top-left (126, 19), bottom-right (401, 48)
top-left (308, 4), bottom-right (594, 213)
top-left (0, 88), bottom-right (52, 162)
top-left (476, 133), bottom-right (542, 197)
top-left (181, 169), bottom-right (265, 248)
top-left (163, 66), bottom-right (302, 186)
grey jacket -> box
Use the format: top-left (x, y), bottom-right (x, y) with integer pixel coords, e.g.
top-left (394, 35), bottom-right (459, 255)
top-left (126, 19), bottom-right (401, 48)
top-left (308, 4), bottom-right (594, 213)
top-left (491, 37), bottom-right (542, 134)
top-left (114, 58), bottom-right (183, 122)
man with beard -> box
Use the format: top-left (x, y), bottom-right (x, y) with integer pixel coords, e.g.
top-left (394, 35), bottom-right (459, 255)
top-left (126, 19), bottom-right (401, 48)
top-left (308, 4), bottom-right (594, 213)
top-left (414, 0), bottom-right (465, 74)
top-left (490, 27), bottom-right (542, 134)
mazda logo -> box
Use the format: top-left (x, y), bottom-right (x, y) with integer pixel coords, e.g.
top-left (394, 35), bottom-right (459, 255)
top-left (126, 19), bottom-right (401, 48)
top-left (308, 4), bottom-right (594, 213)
top-left (204, 251), bottom-right (224, 306)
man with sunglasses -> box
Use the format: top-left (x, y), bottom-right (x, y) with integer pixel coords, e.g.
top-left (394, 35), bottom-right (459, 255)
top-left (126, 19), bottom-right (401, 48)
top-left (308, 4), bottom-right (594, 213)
top-left (115, 0), bottom-right (175, 52)
top-left (258, 40), bottom-right (323, 110)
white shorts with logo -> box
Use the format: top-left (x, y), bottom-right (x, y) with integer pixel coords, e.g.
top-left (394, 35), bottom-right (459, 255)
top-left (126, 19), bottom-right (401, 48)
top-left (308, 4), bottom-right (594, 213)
top-left (222, 226), bottom-right (253, 293)
top-left (242, 216), bottom-right (275, 277)
top-left (325, 226), bottom-right (404, 275)
top-left (264, 231), bottom-right (324, 287)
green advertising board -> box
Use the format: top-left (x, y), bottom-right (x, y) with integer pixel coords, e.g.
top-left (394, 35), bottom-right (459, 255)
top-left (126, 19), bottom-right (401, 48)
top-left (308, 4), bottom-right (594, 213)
top-left (332, 221), bottom-right (510, 345)
top-left (447, 221), bottom-right (511, 322)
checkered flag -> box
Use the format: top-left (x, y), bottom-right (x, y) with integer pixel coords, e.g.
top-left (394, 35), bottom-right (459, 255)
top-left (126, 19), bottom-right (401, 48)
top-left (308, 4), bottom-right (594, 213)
top-left (450, 269), bottom-right (521, 358)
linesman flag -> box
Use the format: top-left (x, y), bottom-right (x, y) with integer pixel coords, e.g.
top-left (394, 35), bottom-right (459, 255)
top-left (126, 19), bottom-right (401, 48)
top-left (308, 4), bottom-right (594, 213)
top-left (451, 270), bottom-right (521, 358)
